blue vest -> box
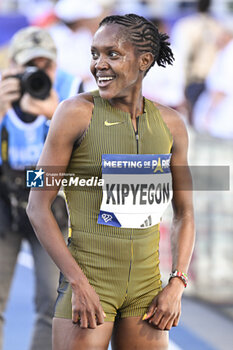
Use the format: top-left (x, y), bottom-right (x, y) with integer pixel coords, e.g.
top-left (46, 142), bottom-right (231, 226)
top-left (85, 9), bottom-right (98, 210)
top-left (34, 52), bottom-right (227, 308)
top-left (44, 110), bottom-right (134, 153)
top-left (0, 69), bottom-right (80, 169)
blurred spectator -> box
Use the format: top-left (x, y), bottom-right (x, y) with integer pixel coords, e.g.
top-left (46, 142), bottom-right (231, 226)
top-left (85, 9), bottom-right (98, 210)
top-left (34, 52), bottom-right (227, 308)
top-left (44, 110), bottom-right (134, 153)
top-left (143, 18), bottom-right (186, 112)
top-left (16, 0), bottom-right (56, 25)
top-left (115, 0), bottom-right (151, 16)
top-left (170, 0), bottom-right (222, 117)
top-left (49, 0), bottom-right (108, 91)
top-left (0, 0), bottom-right (56, 15)
top-left (193, 19), bottom-right (233, 139)
top-left (0, 26), bottom-right (82, 350)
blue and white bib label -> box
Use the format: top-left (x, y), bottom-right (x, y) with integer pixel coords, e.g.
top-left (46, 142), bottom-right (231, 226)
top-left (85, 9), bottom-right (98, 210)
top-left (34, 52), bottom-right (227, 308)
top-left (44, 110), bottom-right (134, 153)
top-left (97, 154), bottom-right (173, 229)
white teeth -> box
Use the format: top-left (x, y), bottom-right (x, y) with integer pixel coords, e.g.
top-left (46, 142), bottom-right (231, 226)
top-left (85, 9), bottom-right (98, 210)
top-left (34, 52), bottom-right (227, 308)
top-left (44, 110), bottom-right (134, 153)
top-left (98, 77), bottom-right (114, 82)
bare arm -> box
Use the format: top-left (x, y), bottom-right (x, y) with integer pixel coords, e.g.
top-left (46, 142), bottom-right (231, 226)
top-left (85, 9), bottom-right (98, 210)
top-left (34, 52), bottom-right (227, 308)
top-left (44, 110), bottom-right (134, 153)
top-left (143, 106), bottom-right (195, 330)
top-left (169, 111), bottom-right (195, 274)
top-left (27, 94), bottom-right (106, 328)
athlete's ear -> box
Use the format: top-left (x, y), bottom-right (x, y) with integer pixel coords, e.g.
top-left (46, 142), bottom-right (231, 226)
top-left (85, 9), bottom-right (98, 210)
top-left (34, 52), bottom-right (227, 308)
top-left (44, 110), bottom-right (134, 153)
top-left (139, 52), bottom-right (154, 73)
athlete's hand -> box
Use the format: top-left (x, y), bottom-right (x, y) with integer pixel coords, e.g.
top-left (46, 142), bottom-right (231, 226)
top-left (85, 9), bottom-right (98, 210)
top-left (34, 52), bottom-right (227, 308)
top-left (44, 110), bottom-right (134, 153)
top-left (142, 278), bottom-right (185, 330)
top-left (20, 88), bottom-right (59, 119)
top-left (0, 68), bottom-right (22, 119)
top-left (71, 276), bottom-right (106, 329)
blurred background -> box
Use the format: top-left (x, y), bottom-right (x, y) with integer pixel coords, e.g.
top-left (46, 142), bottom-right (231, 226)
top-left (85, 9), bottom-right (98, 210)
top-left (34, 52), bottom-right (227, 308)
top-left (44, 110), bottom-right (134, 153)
top-left (0, 1), bottom-right (233, 349)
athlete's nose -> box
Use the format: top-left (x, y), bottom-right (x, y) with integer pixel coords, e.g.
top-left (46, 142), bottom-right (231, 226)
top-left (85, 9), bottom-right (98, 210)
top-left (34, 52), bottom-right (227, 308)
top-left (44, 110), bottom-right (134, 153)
top-left (95, 55), bottom-right (109, 70)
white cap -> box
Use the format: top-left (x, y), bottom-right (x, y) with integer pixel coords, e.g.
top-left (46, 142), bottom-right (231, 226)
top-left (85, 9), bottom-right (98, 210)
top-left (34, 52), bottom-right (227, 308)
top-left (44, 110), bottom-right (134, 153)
top-left (9, 26), bottom-right (57, 65)
top-left (54, 0), bottom-right (102, 23)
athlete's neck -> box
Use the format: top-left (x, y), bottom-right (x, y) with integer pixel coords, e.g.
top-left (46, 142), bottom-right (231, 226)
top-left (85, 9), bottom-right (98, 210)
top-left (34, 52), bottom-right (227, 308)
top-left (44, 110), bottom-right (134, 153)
top-left (108, 91), bottom-right (144, 120)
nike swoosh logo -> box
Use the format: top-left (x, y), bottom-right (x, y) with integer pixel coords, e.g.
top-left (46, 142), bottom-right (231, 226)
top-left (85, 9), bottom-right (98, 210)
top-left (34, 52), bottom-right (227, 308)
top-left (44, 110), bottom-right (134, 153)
top-left (104, 121), bottom-right (124, 126)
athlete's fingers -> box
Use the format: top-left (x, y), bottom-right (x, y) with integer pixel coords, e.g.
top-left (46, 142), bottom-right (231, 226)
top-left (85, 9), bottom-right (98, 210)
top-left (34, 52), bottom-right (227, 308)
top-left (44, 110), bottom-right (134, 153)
top-left (159, 314), bottom-right (174, 331)
top-left (148, 308), bottom-right (163, 326)
top-left (79, 311), bottom-right (88, 329)
top-left (72, 309), bottom-right (80, 324)
top-left (173, 312), bottom-right (181, 327)
top-left (86, 310), bottom-right (97, 329)
top-left (96, 319), bottom-right (102, 326)
top-left (142, 305), bottom-right (157, 320)
top-left (72, 306), bottom-right (80, 324)
top-left (95, 307), bottom-right (105, 325)
top-left (96, 310), bottom-right (106, 325)
top-left (165, 317), bottom-right (175, 330)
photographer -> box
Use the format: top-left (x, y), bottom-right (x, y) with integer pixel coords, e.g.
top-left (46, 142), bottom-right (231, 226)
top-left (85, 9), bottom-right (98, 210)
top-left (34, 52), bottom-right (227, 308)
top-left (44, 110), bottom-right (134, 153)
top-left (0, 27), bottom-right (82, 350)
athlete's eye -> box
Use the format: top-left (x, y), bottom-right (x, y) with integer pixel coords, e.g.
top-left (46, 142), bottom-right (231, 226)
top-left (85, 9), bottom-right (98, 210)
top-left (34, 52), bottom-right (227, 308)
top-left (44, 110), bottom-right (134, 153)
top-left (91, 51), bottom-right (98, 59)
top-left (109, 51), bottom-right (119, 58)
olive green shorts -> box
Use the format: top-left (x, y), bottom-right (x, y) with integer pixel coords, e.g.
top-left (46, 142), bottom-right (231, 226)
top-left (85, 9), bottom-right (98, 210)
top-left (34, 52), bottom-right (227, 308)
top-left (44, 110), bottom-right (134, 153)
top-left (54, 229), bottom-right (162, 322)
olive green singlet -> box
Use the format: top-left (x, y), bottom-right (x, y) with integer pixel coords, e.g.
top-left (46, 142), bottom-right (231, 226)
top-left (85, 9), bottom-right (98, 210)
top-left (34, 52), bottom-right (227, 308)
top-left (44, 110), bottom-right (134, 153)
top-left (54, 91), bottom-right (173, 321)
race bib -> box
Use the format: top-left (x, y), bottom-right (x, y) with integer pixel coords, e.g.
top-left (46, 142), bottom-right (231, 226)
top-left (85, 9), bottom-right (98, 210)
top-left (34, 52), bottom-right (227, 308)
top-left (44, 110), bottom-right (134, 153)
top-left (97, 154), bottom-right (173, 229)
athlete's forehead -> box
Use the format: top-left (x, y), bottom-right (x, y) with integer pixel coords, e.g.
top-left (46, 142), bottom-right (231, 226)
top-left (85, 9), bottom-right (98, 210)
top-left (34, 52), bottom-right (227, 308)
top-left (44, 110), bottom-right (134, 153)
top-left (92, 24), bottom-right (130, 51)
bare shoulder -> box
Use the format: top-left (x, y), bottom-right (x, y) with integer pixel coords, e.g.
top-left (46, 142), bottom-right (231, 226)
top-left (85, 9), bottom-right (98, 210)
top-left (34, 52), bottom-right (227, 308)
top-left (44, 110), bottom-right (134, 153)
top-left (153, 101), bottom-right (188, 142)
top-left (60, 92), bottom-right (94, 110)
top-left (54, 92), bottom-right (94, 126)
top-left (49, 92), bottom-right (94, 142)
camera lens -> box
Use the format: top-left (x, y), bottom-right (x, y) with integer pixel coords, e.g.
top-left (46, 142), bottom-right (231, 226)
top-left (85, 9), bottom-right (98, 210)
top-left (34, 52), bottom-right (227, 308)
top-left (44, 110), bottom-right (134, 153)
top-left (21, 67), bottom-right (52, 100)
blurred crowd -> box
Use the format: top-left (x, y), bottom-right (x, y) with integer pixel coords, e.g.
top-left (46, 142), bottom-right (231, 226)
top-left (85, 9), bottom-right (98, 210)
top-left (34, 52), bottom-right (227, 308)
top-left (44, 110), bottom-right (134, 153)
top-left (0, 1), bottom-right (233, 349)
top-left (1, 0), bottom-right (233, 138)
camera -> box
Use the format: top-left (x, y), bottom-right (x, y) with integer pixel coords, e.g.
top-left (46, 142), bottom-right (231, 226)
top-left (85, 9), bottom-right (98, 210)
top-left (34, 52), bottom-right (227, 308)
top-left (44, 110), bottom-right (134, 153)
top-left (12, 67), bottom-right (52, 100)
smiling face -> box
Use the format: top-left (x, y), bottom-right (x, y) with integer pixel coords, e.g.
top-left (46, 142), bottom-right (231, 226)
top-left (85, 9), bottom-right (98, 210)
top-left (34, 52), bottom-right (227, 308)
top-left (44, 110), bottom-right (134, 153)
top-left (90, 24), bottom-right (143, 100)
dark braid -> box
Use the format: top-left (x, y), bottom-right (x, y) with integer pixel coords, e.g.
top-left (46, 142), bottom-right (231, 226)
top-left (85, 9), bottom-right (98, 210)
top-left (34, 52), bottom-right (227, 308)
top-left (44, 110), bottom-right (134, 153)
top-left (99, 14), bottom-right (174, 73)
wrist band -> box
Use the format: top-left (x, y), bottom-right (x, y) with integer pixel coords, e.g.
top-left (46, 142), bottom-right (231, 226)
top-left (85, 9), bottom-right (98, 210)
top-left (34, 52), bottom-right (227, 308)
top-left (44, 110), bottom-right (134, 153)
top-left (169, 270), bottom-right (188, 288)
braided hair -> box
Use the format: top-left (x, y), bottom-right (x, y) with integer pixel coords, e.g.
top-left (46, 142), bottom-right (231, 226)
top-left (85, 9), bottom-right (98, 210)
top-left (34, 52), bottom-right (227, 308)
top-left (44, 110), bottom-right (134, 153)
top-left (99, 14), bottom-right (174, 74)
